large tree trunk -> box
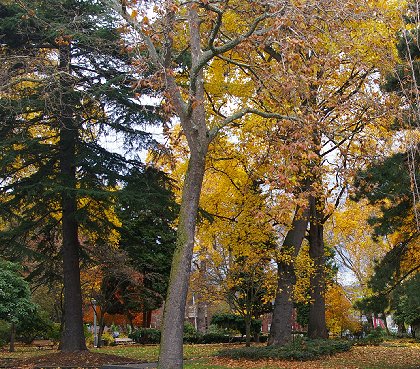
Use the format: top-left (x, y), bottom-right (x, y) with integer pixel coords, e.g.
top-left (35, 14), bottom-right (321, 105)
top-left (268, 260), bottom-right (295, 346)
top-left (58, 45), bottom-right (87, 352)
top-left (158, 4), bottom-right (209, 367)
top-left (307, 195), bottom-right (328, 339)
top-left (268, 207), bottom-right (309, 346)
top-left (158, 150), bottom-right (207, 369)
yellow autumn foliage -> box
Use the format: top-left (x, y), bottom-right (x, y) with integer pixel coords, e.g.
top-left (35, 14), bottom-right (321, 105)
top-left (326, 283), bottom-right (362, 336)
top-left (329, 199), bottom-right (391, 290)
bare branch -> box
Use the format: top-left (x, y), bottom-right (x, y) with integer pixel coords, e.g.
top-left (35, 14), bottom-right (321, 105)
top-left (190, 9), bottom-right (279, 96)
top-left (208, 108), bottom-right (301, 140)
top-left (101, 0), bottom-right (161, 65)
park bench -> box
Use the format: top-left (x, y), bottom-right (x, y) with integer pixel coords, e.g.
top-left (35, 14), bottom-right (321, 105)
top-left (114, 337), bottom-right (134, 345)
top-left (31, 339), bottom-right (56, 349)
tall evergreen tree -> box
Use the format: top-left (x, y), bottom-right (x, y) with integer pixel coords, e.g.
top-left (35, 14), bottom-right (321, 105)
top-left (117, 167), bottom-right (177, 318)
top-left (0, 0), bottom-right (160, 351)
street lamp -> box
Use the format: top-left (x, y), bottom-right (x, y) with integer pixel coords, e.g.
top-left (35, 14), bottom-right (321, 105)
top-left (92, 299), bottom-right (98, 347)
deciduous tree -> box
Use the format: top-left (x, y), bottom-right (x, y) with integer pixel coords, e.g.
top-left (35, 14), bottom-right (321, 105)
top-left (100, 2), bottom-right (297, 366)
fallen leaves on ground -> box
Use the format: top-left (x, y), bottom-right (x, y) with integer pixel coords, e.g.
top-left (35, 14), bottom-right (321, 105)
top-left (1, 351), bottom-right (143, 369)
top-left (1, 341), bottom-right (419, 369)
top-left (210, 344), bottom-right (420, 369)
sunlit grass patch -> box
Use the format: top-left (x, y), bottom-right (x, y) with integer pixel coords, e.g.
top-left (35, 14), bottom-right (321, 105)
top-left (93, 342), bottom-right (243, 362)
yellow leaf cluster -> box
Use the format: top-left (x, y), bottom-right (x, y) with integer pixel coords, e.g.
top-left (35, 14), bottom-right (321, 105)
top-left (325, 284), bottom-right (362, 336)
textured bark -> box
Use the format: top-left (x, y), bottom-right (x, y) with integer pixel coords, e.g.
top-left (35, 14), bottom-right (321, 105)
top-left (268, 207), bottom-right (309, 346)
top-left (307, 195), bottom-right (328, 339)
top-left (59, 45), bottom-right (87, 352)
top-left (158, 150), bottom-right (207, 369)
top-left (268, 261), bottom-right (295, 346)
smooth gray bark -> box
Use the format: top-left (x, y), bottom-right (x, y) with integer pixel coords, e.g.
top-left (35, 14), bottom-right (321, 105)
top-left (158, 150), bottom-right (207, 369)
top-left (158, 5), bottom-right (209, 368)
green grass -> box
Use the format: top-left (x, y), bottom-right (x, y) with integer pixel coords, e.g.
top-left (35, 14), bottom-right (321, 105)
top-left (0, 345), bottom-right (59, 359)
top-left (93, 343), bottom-right (242, 362)
top-left (1, 340), bottom-right (419, 369)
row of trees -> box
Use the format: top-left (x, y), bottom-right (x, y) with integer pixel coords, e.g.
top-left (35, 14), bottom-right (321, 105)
top-left (0, 1), bottom-right (419, 368)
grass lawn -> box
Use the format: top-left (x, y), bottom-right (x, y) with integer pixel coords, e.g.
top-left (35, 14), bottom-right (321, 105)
top-left (93, 343), bottom-right (243, 362)
top-left (1, 340), bottom-right (419, 368)
top-left (94, 340), bottom-right (420, 369)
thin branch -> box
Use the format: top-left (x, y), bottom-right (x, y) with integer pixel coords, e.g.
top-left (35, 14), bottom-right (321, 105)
top-left (189, 9), bottom-right (280, 96)
top-left (208, 108), bottom-right (301, 140)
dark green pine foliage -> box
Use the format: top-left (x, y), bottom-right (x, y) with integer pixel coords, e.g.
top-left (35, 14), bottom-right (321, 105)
top-left (0, 0), bottom-right (161, 351)
top-left (353, 152), bottom-right (417, 238)
top-left (96, 167), bottom-right (177, 327)
top-left (116, 167), bottom-right (177, 316)
top-left (353, 148), bottom-right (419, 330)
top-left (391, 274), bottom-right (420, 336)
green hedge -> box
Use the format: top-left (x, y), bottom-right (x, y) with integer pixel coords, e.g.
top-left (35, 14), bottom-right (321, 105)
top-left (129, 328), bottom-right (161, 344)
top-left (211, 313), bottom-right (261, 336)
top-left (129, 324), bottom-right (234, 344)
top-left (218, 338), bottom-right (352, 360)
top-left (129, 322), bottom-right (270, 345)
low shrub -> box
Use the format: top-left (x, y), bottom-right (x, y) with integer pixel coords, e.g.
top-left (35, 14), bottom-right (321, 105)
top-left (258, 334), bottom-right (268, 343)
top-left (201, 332), bottom-right (231, 344)
top-left (16, 309), bottom-right (53, 343)
top-left (0, 320), bottom-right (10, 346)
top-left (354, 327), bottom-right (386, 346)
top-left (218, 338), bottom-right (352, 360)
top-left (84, 325), bottom-right (94, 346)
top-left (47, 323), bottom-right (61, 342)
top-left (183, 322), bottom-right (201, 343)
top-left (129, 328), bottom-right (161, 344)
top-left (101, 331), bottom-right (114, 346)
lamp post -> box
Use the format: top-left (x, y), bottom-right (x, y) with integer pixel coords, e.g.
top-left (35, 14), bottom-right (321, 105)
top-left (92, 299), bottom-right (98, 347)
